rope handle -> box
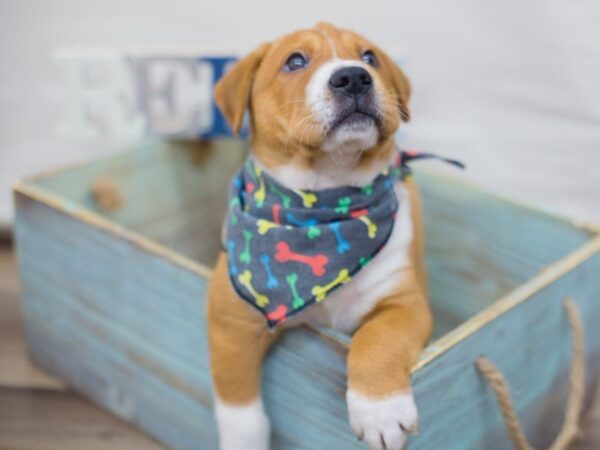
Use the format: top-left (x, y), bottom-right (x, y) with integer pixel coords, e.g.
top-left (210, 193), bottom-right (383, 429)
top-left (476, 299), bottom-right (585, 450)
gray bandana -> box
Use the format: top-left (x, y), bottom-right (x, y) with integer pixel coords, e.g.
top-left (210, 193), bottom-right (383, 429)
top-left (223, 150), bottom-right (463, 328)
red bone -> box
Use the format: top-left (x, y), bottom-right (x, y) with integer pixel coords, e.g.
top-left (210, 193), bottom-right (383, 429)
top-left (350, 208), bottom-right (368, 218)
top-left (267, 304), bottom-right (288, 323)
top-left (275, 241), bottom-right (328, 276)
top-left (272, 203), bottom-right (281, 224)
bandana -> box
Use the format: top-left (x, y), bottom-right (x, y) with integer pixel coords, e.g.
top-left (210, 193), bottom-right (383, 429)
top-left (223, 150), bottom-right (463, 328)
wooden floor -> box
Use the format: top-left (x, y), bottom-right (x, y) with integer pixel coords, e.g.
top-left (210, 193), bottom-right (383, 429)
top-left (0, 241), bottom-right (598, 450)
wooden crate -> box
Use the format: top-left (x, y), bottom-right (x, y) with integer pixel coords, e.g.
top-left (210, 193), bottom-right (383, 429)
top-left (13, 139), bottom-right (600, 449)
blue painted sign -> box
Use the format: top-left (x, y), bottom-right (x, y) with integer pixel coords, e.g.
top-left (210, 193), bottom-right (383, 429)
top-left (57, 50), bottom-right (242, 140)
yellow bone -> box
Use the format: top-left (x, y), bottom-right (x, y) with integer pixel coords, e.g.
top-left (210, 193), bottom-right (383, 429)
top-left (254, 178), bottom-right (266, 206)
top-left (238, 270), bottom-right (269, 307)
top-left (257, 219), bottom-right (279, 235)
top-left (292, 189), bottom-right (318, 208)
top-left (311, 269), bottom-right (352, 302)
top-left (358, 216), bottom-right (377, 238)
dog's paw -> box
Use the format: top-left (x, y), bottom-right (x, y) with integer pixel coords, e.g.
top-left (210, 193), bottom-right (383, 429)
top-left (214, 397), bottom-right (270, 450)
top-left (346, 389), bottom-right (418, 450)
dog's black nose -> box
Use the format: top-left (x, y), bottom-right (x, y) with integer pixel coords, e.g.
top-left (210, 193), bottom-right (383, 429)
top-left (329, 66), bottom-right (372, 96)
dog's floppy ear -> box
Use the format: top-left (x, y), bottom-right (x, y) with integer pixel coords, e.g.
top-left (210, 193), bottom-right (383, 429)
top-left (214, 42), bottom-right (271, 135)
top-left (375, 47), bottom-right (411, 122)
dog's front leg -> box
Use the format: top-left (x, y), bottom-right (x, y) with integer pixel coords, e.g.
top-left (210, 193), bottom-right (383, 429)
top-left (208, 253), bottom-right (279, 450)
top-left (346, 275), bottom-right (432, 450)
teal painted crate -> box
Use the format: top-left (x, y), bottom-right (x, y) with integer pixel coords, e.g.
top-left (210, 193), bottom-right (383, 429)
top-left (13, 139), bottom-right (600, 449)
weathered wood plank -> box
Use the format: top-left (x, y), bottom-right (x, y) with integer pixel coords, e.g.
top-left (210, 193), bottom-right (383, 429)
top-left (0, 248), bottom-right (65, 390)
top-left (416, 171), bottom-right (595, 337)
top-left (409, 251), bottom-right (600, 449)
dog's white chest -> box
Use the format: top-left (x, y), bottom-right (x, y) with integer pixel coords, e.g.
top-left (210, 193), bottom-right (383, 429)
top-left (297, 183), bottom-right (413, 334)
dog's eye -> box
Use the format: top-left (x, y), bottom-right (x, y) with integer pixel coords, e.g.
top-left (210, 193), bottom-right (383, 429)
top-left (284, 53), bottom-right (308, 71)
top-left (361, 50), bottom-right (378, 67)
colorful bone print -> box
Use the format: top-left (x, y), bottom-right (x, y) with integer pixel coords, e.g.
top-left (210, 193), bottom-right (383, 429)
top-left (257, 219), bottom-right (279, 235)
top-left (334, 196), bottom-right (352, 214)
top-left (230, 198), bottom-right (240, 224)
top-left (286, 212), bottom-right (317, 227)
top-left (274, 241), bottom-right (329, 276)
top-left (292, 189), bottom-right (318, 208)
top-left (272, 204), bottom-right (281, 224)
top-left (286, 272), bottom-right (304, 309)
top-left (359, 216), bottom-right (377, 238)
top-left (359, 256), bottom-right (372, 267)
top-left (311, 269), bottom-right (352, 302)
top-left (232, 176), bottom-right (243, 190)
top-left (238, 270), bottom-right (269, 307)
top-left (286, 213), bottom-right (321, 239)
top-left (224, 150), bottom-right (463, 328)
top-left (227, 241), bottom-right (238, 275)
top-left (259, 254), bottom-right (278, 288)
top-left (351, 209), bottom-right (377, 238)
top-left (329, 222), bottom-right (351, 253)
top-left (254, 177), bottom-right (266, 208)
top-left (266, 304), bottom-right (288, 323)
top-left (269, 183), bottom-right (292, 208)
top-left (306, 226), bottom-right (321, 239)
top-left (350, 208), bottom-right (368, 217)
top-left (239, 230), bottom-right (253, 264)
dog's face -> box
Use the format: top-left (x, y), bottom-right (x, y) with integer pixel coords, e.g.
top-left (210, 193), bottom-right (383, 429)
top-left (215, 22), bottom-right (411, 166)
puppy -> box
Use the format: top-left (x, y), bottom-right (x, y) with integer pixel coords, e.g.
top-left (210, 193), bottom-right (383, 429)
top-left (207, 22), bottom-right (432, 450)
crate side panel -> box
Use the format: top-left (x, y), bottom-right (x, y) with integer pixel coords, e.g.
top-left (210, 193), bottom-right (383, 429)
top-left (408, 251), bottom-right (600, 450)
top-left (14, 193), bottom-right (365, 450)
top-left (24, 307), bottom-right (219, 450)
top-left (417, 171), bottom-right (595, 337)
top-left (15, 193), bottom-right (212, 385)
top-left (31, 139), bottom-right (247, 267)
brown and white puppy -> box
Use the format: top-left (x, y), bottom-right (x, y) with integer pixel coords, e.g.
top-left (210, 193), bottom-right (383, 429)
top-left (207, 22), bottom-right (432, 450)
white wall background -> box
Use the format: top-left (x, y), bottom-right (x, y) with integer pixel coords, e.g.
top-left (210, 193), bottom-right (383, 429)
top-left (1, 0), bottom-right (600, 225)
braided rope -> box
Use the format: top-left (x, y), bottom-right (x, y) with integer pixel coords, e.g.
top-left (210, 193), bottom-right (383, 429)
top-left (476, 299), bottom-right (585, 450)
